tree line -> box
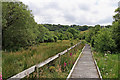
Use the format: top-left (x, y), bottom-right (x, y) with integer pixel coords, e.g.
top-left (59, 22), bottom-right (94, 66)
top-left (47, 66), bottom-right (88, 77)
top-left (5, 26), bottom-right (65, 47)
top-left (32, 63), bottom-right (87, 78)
top-left (2, 1), bottom-right (120, 53)
top-left (43, 24), bottom-right (89, 31)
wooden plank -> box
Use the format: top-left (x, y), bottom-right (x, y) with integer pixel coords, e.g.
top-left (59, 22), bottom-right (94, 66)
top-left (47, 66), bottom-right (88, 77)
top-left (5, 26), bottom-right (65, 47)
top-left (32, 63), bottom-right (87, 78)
top-left (67, 44), bottom-right (100, 79)
top-left (7, 42), bottom-right (81, 80)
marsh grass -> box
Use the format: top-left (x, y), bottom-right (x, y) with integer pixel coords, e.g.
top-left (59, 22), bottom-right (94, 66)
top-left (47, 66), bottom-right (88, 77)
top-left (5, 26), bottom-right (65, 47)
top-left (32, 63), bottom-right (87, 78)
top-left (3, 40), bottom-right (79, 79)
top-left (93, 52), bottom-right (119, 78)
top-left (25, 43), bottom-right (84, 79)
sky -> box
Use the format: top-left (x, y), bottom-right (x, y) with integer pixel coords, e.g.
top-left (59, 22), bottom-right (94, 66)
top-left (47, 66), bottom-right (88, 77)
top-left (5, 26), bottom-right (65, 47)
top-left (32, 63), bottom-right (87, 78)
top-left (19, 0), bottom-right (119, 26)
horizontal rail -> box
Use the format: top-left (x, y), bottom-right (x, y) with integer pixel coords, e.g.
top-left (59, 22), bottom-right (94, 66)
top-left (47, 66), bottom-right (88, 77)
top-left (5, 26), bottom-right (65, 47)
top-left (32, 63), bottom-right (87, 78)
top-left (36, 54), bottom-right (59, 68)
top-left (8, 65), bottom-right (36, 80)
top-left (8, 42), bottom-right (81, 80)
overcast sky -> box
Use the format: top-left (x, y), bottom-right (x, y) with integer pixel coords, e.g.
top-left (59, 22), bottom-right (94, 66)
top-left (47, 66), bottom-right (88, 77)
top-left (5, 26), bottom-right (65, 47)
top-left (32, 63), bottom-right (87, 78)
top-left (19, 0), bottom-right (119, 26)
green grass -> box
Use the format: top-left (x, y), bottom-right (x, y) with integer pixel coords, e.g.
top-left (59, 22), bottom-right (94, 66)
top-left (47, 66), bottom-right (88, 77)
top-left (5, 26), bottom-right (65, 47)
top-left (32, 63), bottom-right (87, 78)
top-left (2, 40), bottom-right (79, 79)
top-left (25, 43), bottom-right (84, 79)
top-left (93, 52), bottom-right (119, 79)
top-left (80, 30), bottom-right (89, 34)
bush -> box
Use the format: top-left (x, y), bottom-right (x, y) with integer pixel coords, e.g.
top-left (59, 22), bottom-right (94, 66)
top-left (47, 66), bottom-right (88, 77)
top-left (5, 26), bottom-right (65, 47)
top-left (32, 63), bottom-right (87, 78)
top-left (94, 28), bottom-right (116, 53)
top-left (54, 36), bottom-right (58, 42)
top-left (71, 42), bottom-right (74, 46)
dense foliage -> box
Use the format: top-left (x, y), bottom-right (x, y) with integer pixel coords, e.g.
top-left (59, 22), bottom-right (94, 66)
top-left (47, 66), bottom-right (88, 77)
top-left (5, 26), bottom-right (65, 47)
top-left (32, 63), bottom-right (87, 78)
top-left (43, 24), bottom-right (89, 31)
top-left (2, 2), bottom-right (37, 50)
top-left (94, 28), bottom-right (116, 53)
top-left (112, 8), bottom-right (120, 51)
top-left (85, 8), bottom-right (120, 53)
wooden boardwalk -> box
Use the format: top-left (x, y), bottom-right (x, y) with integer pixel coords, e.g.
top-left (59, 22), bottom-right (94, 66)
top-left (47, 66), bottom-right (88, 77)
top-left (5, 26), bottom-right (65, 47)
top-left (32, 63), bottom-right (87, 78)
top-left (69, 44), bottom-right (100, 79)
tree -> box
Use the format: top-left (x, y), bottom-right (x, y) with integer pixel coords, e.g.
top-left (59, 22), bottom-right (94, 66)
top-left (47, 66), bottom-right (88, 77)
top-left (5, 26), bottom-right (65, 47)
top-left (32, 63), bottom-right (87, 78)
top-left (94, 28), bottom-right (116, 53)
top-left (85, 25), bottom-right (101, 43)
top-left (112, 21), bottom-right (120, 51)
top-left (53, 36), bottom-right (58, 42)
top-left (112, 7), bottom-right (120, 51)
top-left (37, 24), bottom-right (57, 42)
top-left (2, 2), bottom-right (38, 51)
top-left (67, 28), bottom-right (79, 39)
top-left (85, 28), bottom-right (95, 43)
top-left (65, 32), bottom-right (73, 39)
top-left (62, 32), bottom-right (73, 40)
top-left (113, 8), bottom-right (120, 22)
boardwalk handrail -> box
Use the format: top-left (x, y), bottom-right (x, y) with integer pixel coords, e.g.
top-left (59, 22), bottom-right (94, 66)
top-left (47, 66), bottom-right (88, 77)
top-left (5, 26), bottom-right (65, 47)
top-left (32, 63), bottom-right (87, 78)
top-left (7, 42), bottom-right (81, 80)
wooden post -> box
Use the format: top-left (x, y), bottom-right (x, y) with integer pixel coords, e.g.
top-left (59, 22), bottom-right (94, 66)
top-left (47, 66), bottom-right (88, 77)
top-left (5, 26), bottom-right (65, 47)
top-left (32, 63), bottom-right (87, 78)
top-left (58, 54), bottom-right (61, 65)
top-left (35, 65), bottom-right (39, 78)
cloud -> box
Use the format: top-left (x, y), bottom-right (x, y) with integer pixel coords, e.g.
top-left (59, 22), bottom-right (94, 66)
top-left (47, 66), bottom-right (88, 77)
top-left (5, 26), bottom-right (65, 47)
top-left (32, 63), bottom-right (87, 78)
top-left (78, 4), bottom-right (90, 11)
top-left (98, 16), bottom-right (113, 24)
top-left (19, 0), bottom-right (119, 25)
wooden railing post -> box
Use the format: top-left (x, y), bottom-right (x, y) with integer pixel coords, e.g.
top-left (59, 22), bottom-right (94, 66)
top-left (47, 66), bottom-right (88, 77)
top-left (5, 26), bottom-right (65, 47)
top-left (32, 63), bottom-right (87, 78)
top-left (35, 65), bottom-right (39, 78)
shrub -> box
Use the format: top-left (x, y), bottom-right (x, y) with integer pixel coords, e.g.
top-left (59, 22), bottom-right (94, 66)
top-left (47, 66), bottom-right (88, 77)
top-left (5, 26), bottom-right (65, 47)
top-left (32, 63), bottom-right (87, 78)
top-left (54, 36), bottom-right (58, 42)
top-left (94, 28), bottom-right (116, 53)
top-left (71, 42), bottom-right (74, 46)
